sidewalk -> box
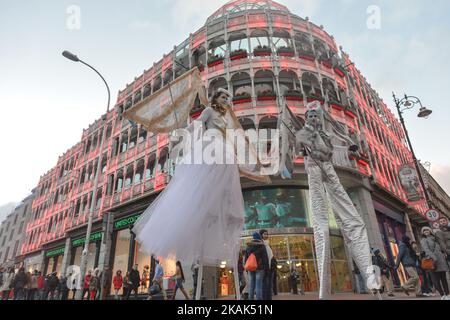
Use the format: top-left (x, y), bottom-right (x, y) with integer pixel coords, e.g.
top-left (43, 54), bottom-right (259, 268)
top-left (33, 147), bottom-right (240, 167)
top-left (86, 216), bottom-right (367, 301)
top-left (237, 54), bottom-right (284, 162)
top-left (268, 292), bottom-right (443, 301)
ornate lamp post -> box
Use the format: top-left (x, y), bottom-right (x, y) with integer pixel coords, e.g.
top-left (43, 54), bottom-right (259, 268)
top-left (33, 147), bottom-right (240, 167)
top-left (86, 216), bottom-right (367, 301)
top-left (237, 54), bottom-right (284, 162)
top-left (393, 93), bottom-right (433, 209)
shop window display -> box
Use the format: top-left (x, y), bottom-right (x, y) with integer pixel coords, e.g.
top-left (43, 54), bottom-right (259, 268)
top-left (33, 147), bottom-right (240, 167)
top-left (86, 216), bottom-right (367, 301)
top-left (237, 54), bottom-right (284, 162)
top-left (111, 228), bottom-right (131, 295)
top-left (331, 261), bottom-right (352, 292)
top-left (133, 242), bottom-right (152, 293)
top-left (217, 268), bottom-right (236, 297)
top-left (289, 235), bottom-right (314, 260)
top-left (240, 234), bottom-right (350, 294)
top-left (243, 188), bottom-right (309, 230)
top-left (55, 255), bottom-right (63, 277)
top-left (46, 257), bottom-right (54, 275)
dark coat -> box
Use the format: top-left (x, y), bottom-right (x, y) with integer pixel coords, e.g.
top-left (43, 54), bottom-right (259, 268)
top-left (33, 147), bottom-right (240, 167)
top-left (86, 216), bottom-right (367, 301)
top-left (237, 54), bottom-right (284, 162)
top-left (436, 227), bottom-right (450, 256)
top-left (48, 275), bottom-right (59, 291)
top-left (129, 269), bottom-right (140, 288)
top-left (245, 239), bottom-right (269, 272)
top-left (395, 242), bottom-right (417, 268)
top-left (372, 254), bottom-right (393, 277)
top-left (13, 271), bottom-right (28, 289)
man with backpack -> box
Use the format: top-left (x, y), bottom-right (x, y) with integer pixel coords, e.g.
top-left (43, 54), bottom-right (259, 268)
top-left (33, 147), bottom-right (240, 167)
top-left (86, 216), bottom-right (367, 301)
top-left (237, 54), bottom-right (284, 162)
top-left (244, 232), bottom-right (269, 300)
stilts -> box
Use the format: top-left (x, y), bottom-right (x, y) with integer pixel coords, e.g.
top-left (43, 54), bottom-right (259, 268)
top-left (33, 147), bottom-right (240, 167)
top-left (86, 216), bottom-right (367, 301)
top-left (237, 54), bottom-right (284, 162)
top-left (195, 264), bottom-right (203, 300)
top-left (233, 252), bottom-right (241, 300)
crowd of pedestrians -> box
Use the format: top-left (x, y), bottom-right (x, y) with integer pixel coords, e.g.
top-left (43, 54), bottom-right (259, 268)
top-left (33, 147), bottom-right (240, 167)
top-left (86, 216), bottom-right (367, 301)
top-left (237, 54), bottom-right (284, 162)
top-left (0, 218), bottom-right (448, 300)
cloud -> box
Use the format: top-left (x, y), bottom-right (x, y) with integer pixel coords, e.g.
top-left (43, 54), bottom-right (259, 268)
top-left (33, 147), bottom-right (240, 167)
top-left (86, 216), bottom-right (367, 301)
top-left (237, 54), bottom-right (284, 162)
top-left (280, 0), bottom-right (322, 18)
top-left (431, 164), bottom-right (450, 196)
top-left (171, 0), bottom-right (224, 32)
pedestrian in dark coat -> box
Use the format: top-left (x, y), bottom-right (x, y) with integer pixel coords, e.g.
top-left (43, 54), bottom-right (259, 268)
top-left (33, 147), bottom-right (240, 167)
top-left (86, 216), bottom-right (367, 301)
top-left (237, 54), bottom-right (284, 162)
top-left (13, 267), bottom-right (28, 300)
top-left (126, 264), bottom-right (140, 300)
top-left (245, 232), bottom-right (269, 300)
top-left (420, 226), bottom-right (449, 300)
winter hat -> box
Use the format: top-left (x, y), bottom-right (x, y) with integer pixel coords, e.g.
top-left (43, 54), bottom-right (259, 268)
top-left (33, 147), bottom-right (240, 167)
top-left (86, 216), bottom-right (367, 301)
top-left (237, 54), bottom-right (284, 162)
top-left (252, 232), bottom-right (262, 240)
top-left (421, 226), bottom-right (433, 235)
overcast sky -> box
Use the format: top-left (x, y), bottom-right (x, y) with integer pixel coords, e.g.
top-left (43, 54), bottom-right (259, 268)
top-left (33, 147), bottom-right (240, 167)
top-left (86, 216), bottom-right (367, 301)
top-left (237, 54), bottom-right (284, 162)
top-left (0, 0), bottom-right (449, 205)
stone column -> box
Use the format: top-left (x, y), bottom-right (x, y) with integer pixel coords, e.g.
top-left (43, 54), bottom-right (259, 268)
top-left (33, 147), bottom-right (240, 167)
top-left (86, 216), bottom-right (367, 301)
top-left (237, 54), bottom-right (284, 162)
top-left (60, 237), bottom-right (72, 277)
top-left (348, 185), bottom-right (385, 255)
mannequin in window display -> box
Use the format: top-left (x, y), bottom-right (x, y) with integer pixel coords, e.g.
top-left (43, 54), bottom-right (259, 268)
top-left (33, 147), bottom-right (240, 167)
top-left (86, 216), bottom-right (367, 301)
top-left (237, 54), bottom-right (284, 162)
top-left (295, 101), bottom-right (375, 299)
top-left (254, 197), bottom-right (277, 229)
top-left (141, 265), bottom-right (150, 293)
top-left (244, 197), bottom-right (258, 230)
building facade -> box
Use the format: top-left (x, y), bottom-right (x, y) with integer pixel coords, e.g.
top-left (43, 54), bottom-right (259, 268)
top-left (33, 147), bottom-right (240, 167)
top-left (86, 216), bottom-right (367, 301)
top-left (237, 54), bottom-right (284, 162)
top-left (0, 190), bottom-right (37, 270)
top-left (17, 0), bottom-right (449, 298)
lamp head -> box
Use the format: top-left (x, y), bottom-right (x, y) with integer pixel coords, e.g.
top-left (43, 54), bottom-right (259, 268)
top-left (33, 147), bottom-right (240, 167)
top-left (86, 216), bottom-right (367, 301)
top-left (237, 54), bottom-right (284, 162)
top-left (404, 100), bottom-right (413, 107)
top-left (62, 50), bottom-right (80, 62)
top-left (418, 107), bottom-right (432, 118)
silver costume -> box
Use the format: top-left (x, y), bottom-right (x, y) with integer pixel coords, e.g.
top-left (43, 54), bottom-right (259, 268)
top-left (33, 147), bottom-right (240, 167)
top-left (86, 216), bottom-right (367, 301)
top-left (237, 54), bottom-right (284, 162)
top-left (295, 102), bottom-right (372, 299)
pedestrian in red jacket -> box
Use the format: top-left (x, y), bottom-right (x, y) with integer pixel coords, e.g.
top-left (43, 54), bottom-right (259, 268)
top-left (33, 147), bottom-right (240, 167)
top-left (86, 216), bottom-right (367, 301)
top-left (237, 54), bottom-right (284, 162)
top-left (82, 270), bottom-right (92, 300)
top-left (113, 270), bottom-right (123, 300)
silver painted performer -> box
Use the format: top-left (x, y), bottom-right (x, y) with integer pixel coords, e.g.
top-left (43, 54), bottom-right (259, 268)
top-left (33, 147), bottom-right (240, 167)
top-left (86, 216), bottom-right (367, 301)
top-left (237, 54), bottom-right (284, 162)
top-left (295, 101), bottom-right (374, 299)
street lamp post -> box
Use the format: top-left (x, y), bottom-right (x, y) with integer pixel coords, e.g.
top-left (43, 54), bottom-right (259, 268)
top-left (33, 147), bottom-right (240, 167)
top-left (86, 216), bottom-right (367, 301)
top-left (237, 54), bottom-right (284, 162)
top-left (393, 93), bottom-right (433, 209)
top-left (62, 50), bottom-right (110, 300)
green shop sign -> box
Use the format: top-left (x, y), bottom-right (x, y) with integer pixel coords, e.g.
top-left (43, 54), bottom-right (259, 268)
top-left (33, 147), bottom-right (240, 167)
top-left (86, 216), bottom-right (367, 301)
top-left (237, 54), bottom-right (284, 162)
top-left (114, 213), bottom-right (142, 230)
top-left (72, 231), bottom-right (103, 248)
top-left (46, 247), bottom-right (65, 258)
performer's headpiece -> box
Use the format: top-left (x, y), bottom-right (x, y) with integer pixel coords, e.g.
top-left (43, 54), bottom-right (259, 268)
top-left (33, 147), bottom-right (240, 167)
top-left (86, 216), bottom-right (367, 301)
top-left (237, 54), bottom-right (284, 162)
top-left (217, 87), bottom-right (232, 97)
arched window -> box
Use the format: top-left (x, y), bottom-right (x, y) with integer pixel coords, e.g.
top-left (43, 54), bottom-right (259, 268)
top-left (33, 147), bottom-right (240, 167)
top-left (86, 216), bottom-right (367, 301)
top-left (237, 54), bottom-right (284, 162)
top-left (133, 90), bottom-right (142, 105)
top-left (96, 188), bottom-right (103, 210)
top-left (146, 154), bottom-right (156, 179)
top-left (302, 72), bottom-right (322, 97)
top-left (124, 165), bottom-right (133, 188)
top-left (158, 148), bottom-right (169, 173)
top-left (313, 38), bottom-right (328, 60)
top-left (229, 32), bottom-right (249, 55)
top-left (279, 70), bottom-right (300, 95)
top-left (322, 78), bottom-right (338, 102)
top-left (191, 46), bottom-right (206, 70)
top-left (239, 117), bottom-right (256, 131)
top-left (152, 74), bottom-right (162, 93)
top-left (208, 37), bottom-right (226, 62)
top-left (134, 159), bottom-right (145, 185)
top-left (129, 126), bottom-right (138, 149)
top-left (294, 32), bottom-right (313, 54)
top-left (231, 72), bottom-right (252, 97)
top-left (115, 171), bottom-right (123, 192)
top-left (143, 83), bottom-right (152, 99)
top-left (120, 132), bottom-right (128, 153)
top-left (250, 29), bottom-right (270, 54)
top-left (208, 77), bottom-right (228, 98)
top-left (272, 29), bottom-right (293, 52)
top-left (254, 69), bottom-right (276, 96)
top-left (163, 68), bottom-right (173, 85)
top-left (138, 126), bottom-right (147, 143)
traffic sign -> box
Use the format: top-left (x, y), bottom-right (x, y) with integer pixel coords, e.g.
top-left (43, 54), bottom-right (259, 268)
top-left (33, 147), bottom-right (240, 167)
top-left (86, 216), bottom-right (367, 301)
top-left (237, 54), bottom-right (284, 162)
top-left (425, 209), bottom-right (440, 222)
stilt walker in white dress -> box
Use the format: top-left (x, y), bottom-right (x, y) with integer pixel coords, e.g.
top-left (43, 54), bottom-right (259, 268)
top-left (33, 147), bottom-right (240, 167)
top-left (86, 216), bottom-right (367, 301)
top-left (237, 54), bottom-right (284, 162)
top-left (295, 101), bottom-right (378, 300)
top-left (123, 68), bottom-right (270, 300)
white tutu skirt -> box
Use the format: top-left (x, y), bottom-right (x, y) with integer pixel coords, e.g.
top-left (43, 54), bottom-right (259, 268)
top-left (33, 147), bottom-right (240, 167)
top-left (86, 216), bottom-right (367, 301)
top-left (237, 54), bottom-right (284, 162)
top-left (133, 134), bottom-right (245, 267)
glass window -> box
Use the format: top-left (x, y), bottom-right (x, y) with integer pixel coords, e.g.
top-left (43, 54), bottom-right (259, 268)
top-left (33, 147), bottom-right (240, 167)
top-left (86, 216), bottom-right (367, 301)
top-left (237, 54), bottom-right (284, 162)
top-left (86, 242), bottom-right (96, 273)
top-left (46, 258), bottom-right (55, 275)
top-left (133, 242), bottom-right (151, 293)
top-left (243, 188), bottom-right (309, 230)
top-left (331, 261), bottom-right (352, 292)
top-left (288, 235), bottom-right (314, 260)
top-left (331, 236), bottom-right (346, 260)
top-left (269, 236), bottom-right (289, 260)
top-left (55, 255), bottom-right (63, 277)
top-left (73, 246), bottom-right (82, 269)
top-left (218, 267), bottom-right (236, 297)
top-left (111, 229), bottom-right (131, 294)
